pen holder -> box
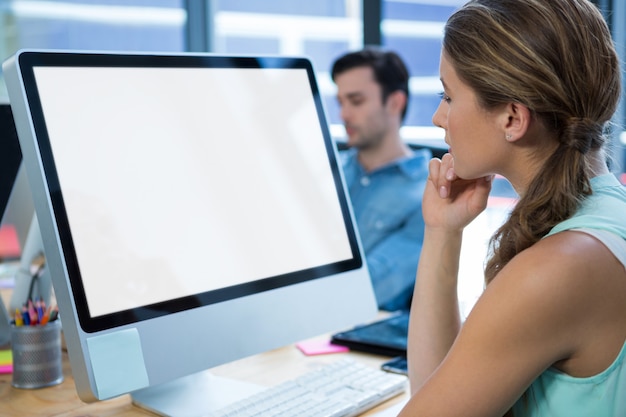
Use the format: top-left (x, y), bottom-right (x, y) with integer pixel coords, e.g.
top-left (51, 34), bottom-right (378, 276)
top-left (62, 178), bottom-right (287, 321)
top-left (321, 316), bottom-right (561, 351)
top-left (10, 320), bottom-right (64, 389)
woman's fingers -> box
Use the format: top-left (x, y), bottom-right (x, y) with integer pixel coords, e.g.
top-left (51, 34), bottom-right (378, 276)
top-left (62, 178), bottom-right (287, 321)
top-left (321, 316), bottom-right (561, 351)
top-left (429, 153), bottom-right (455, 198)
top-left (425, 154), bottom-right (493, 229)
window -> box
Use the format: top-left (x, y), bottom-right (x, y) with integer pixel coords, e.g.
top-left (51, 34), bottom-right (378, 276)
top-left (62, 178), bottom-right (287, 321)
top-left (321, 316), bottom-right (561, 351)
top-left (380, 0), bottom-right (463, 147)
top-left (211, 0), bottom-right (362, 141)
top-left (0, 0), bottom-right (186, 99)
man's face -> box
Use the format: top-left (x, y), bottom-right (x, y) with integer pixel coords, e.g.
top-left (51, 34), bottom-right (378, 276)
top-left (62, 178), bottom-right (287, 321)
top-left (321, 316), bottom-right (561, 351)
top-left (334, 66), bottom-right (393, 150)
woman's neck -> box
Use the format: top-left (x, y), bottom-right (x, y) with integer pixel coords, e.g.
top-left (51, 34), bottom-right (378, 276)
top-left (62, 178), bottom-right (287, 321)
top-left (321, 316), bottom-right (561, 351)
top-left (587, 149), bottom-right (610, 178)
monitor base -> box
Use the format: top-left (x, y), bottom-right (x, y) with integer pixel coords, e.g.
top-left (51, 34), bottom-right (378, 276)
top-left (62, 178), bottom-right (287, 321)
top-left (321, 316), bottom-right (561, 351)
top-left (131, 368), bottom-right (264, 417)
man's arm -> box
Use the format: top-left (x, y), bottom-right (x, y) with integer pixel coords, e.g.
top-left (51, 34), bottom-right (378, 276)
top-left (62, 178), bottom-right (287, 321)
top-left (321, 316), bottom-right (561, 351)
top-left (366, 208), bottom-right (425, 311)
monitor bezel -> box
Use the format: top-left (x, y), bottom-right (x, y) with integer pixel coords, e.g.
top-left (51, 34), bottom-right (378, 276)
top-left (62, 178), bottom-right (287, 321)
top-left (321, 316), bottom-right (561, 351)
top-left (14, 51), bottom-right (363, 334)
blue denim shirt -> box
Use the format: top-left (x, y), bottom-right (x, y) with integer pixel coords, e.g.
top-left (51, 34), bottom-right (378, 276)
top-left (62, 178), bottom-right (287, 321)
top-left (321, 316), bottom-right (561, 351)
top-left (341, 148), bottom-right (431, 311)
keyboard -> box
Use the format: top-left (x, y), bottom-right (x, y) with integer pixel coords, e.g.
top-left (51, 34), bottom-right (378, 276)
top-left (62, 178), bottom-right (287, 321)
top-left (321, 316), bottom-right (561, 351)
top-left (206, 359), bottom-right (408, 417)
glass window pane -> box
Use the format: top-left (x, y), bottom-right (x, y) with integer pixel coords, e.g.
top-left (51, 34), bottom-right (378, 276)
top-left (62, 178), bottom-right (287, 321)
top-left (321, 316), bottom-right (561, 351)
top-left (381, 1), bottom-right (464, 147)
top-left (216, 0), bottom-right (347, 17)
top-left (212, 0), bottom-right (362, 134)
top-left (0, 0), bottom-right (186, 99)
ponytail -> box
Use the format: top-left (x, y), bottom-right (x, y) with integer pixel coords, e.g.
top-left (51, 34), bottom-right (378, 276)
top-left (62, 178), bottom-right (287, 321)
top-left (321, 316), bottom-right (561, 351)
top-left (485, 117), bottom-right (602, 282)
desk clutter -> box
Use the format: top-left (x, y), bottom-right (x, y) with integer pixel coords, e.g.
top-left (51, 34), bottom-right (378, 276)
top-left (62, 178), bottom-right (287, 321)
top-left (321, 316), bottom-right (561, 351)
top-left (0, 348), bottom-right (11, 374)
top-left (12, 297), bottom-right (58, 327)
top-left (330, 311), bottom-right (409, 358)
top-left (9, 297), bottom-right (63, 389)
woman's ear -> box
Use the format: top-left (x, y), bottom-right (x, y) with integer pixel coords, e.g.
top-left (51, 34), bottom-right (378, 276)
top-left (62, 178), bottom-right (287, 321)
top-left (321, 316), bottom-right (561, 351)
top-left (502, 102), bottom-right (531, 143)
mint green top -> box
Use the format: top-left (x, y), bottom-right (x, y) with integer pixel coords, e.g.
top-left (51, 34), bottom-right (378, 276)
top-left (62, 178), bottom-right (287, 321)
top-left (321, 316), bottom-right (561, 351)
top-left (512, 174), bottom-right (626, 417)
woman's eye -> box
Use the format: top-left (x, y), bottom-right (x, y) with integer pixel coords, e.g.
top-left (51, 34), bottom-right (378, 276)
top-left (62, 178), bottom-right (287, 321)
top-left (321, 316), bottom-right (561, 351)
top-left (438, 92), bottom-right (451, 103)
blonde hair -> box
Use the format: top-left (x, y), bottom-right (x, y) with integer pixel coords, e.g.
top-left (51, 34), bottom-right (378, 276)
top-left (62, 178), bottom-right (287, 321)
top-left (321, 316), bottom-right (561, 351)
top-left (443, 0), bottom-right (622, 283)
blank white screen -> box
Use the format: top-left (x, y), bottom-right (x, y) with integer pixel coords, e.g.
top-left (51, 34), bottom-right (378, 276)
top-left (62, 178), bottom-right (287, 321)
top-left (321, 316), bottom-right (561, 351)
top-left (33, 66), bottom-right (352, 317)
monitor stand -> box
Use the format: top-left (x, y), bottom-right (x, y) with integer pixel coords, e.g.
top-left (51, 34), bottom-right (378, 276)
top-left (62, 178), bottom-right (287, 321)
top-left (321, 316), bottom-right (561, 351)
top-left (131, 368), bottom-right (265, 416)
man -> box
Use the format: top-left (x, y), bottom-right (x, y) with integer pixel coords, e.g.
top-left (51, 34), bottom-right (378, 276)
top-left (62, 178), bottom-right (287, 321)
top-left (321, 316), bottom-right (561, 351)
top-left (331, 47), bottom-right (430, 311)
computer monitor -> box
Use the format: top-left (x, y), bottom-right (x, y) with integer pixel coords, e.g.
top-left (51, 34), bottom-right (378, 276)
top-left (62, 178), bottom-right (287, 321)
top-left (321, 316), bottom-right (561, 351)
top-left (0, 101), bottom-right (28, 257)
top-left (0, 101), bottom-right (52, 315)
top-left (3, 50), bottom-right (378, 415)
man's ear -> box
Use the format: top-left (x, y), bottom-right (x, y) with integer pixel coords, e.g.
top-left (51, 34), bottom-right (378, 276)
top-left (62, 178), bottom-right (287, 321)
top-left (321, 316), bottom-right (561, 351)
top-left (502, 102), bottom-right (531, 142)
top-left (386, 90), bottom-right (407, 118)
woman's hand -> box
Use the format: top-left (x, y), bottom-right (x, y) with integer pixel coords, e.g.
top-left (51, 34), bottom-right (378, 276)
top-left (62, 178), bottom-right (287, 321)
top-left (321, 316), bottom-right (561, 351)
top-left (423, 153), bottom-right (493, 231)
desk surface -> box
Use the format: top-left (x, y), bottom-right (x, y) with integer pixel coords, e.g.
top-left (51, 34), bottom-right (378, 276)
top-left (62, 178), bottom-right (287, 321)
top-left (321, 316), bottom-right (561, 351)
top-left (0, 288), bottom-right (408, 417)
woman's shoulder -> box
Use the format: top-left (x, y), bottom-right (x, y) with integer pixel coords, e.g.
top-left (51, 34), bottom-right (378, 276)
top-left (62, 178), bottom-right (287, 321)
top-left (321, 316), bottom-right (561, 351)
top-left (507, 230), bottom-right (622, 295)
top-left (481, 230), bottom-right (624, 346)
top-left (461, 230), bottom-right (626, 378)
top-left (468, 231), bottom-right (609, 337)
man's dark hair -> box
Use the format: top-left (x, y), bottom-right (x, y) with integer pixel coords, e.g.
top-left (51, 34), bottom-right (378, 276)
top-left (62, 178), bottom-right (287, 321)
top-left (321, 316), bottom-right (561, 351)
top-left (331, 47), bottom-right (410, 121)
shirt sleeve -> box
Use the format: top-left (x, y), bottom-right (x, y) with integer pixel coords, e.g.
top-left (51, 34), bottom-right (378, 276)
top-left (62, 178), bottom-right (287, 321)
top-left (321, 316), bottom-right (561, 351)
top-left (366, 206), bottom-right (425, 311)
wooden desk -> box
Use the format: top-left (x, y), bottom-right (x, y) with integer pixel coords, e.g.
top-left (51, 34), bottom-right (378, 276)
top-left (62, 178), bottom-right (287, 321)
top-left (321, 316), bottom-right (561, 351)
top-left (0, 288), bottom-right (408, 417)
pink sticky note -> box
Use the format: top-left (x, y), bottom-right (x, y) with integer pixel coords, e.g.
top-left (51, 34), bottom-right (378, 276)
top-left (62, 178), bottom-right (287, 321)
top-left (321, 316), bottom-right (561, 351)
top-left (0, 364), bottom-right (13, 374)
top-left (296, 339), bottom-right (349, 356)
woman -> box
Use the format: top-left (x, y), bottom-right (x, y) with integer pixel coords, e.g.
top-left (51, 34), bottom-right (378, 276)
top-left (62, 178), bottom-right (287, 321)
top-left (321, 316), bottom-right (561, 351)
top-left (400, 1), bottom-right (626, 416)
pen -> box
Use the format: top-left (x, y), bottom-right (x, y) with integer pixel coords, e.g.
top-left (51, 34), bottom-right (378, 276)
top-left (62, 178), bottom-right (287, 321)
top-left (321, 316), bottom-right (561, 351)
top-left (21, 306), bottom-right (30, 326)
top-left (39, 306), bottom-right (52, 326)
top-left (48, 306), bottom-right (59, 323)
top-left (27, 300), bottom-right (38, 325)
top-left (14, 309), bottom-right (23, 327)
top-left (36, 298), bottom-right (45, 322)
